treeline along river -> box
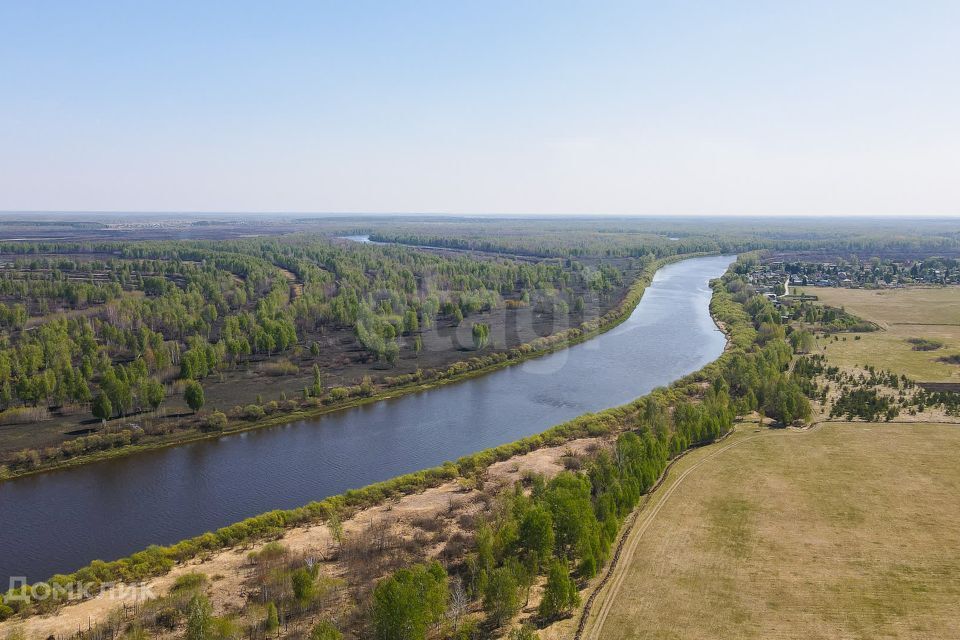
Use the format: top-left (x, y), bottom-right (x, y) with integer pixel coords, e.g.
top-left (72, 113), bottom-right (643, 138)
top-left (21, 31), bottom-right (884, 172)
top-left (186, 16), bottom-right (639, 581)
top-left (0, 255), bottom-right (734, 583)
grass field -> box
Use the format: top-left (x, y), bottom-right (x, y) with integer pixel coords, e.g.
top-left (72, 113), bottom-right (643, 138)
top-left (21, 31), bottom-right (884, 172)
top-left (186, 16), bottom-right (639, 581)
top-left (799, 286), bottom-right (960, 326)
top-left (802, 286), bottom-right (960, 382)
top-left (582, 422), bottom-right (960, 640)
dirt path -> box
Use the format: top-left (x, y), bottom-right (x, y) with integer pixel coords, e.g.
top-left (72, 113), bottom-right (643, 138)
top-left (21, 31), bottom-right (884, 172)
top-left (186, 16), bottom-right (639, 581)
top-left (575, 417), bottom-right (960, 640)
top-left (577, 430), bottom-right (763, 640)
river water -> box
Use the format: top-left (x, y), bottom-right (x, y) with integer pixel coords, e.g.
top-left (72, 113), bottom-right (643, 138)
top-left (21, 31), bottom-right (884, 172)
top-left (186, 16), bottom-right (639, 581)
top-left (0, 255), bottom-right (733, 582)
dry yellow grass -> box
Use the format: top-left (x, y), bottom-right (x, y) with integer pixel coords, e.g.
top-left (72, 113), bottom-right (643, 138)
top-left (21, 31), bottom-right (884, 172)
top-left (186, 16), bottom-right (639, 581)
top-left (800, 286), bottom-right (960, 382)
top-left (559, 287), bottom-right (960, 640)
top-left (583, 422), bottom-right (960, 640)
top-left (798, 286), bottom-right (960, 327)
top-left (0, 437), bottom-right (605, 640)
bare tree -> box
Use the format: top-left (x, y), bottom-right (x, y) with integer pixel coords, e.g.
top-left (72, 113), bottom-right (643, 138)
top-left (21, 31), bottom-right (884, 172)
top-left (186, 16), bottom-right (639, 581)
top-left (448, 576), bottom-right (469, 632)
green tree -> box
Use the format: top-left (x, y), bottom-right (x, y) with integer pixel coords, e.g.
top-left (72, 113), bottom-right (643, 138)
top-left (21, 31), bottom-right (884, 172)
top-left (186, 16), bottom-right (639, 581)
top-left (186, 594), bottom-right (213, 640)
top-left (0, 381), bottom-right (11, 411)
top-left (141, 379), bottom-right (165, 411)
top-left (517, 505), bottom-right (554, 571)
top-left (538, 559), bottom-right (580, 620)
top-left (92, 393), bottom-right (112, 423)
top-left (312, 364), bottom-right (325, 397)
top-left (291, 567), bottom-right (316, 608)
top-left (265, 602), bottom-right (279, 635)
top-left (483, 566), bottom-right (520, 626)
top-left (328, 512), bottom-right (344, 551)
top-left (372, 562), bottom-right (448, 640)
top-left (73, 378), bottom-right (92, 405)
top-left (790, 329), bottom-right (815, 354)
top-left (184, 380), bottom-right (205, 413)
top-left (472, 322), bottom-right (490, 350)
top-left (403, 309), bottom-right (419, 334)
top-left (310, 621), bottom-right (343, 640)
top-left (101, 369), bottom-right (132, 416)
top-left (544, 472), bottom-right (601, 571)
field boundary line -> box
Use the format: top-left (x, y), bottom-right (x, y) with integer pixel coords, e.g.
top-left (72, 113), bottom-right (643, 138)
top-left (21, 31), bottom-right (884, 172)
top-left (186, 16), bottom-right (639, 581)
top-left (575, 416), bottom-right (960, 638)
top-left (573, 425), bottom-right (742, 640)
top-left (574, 419), bottom-right (960, 640)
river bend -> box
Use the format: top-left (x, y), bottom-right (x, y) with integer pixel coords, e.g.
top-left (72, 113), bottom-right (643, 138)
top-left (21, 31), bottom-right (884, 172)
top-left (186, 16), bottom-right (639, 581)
top-left (0, 255), bottom-right (733, 582)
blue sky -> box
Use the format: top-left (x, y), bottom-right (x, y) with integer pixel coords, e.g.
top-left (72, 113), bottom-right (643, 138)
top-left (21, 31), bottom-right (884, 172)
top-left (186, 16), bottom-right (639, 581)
top-left (1, 1), bottom-right (958, 215)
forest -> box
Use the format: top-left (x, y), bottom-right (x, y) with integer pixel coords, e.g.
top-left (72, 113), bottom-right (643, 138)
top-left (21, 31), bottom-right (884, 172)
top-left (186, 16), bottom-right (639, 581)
top-left (2, 219), bottom-right (956, 639)
top-left (0, 234), bottom-right (644, 477)
top-left (358, 217), bottom-right (960, 259)
top-left (1, 255), bottom-right (820, 639)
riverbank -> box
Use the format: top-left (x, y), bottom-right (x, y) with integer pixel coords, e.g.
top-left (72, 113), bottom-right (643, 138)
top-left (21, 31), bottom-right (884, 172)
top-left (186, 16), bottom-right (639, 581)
top-left (1, 256), bottom-right (740, 630)
top-left (0, 435), bottom-right (608, 638)
top-left (0, 268), bottom-right (742, 639)
top-left (0, 252), bottom-right (711, 482)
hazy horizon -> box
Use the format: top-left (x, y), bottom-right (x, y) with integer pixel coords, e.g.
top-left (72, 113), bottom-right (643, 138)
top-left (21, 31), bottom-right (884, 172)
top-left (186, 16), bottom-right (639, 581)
top-left (2, 2), bottom-right (959, 216)
top-left (1, 211), bottom-right (958, 219)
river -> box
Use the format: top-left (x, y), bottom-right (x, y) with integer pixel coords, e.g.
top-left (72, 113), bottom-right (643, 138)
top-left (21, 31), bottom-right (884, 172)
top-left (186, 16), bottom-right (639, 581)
top-left (0, 255), bottom-right (733, 583)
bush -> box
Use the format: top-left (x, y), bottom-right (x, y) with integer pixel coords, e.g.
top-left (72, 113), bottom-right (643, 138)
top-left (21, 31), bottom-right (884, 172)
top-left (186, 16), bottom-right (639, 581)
top-left (310, 621), bottom-right (343, 640)
top-left (326, 387), bottom-right (350, 403)
top-left (171, 572), bottom-right (208, 593)
top-left (203, 411), bottom-right (228, 432)
top-left (908, 337), bottom-right (944, 351)
top-left (509, 625), bottom-right (540, 640)
top-left (242, 404), bottom-right (265, 420)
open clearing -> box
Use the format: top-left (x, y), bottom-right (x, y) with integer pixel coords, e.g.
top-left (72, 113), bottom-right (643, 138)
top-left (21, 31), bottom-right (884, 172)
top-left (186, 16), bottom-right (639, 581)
top-left (802, 286), bottom-right (960, 382)
top-left (578, 421), bottom-right (960, 640)
top-left (799, 286), bottom-right (960, 327)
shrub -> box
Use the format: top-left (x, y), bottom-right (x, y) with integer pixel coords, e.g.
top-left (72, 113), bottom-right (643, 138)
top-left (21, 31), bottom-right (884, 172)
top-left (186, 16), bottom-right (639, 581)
top-left (171, 572), bottom-right (208, 593)
top-left (326, 387), bottom-right (350, 403)
top-left (242, 404), bottom-right (265, 420)
top-left (203, 411), bottom-right (228, 432)
top-left (908, 337), bottom-right (944, 351)
top-left (310, 621), bottom-right (343, 640)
